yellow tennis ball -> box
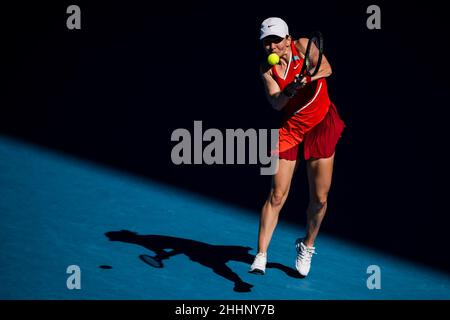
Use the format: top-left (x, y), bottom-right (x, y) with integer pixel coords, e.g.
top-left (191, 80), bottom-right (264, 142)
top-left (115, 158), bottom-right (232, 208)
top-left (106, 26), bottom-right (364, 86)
top-left (267, 53), bottom-right (280, 66)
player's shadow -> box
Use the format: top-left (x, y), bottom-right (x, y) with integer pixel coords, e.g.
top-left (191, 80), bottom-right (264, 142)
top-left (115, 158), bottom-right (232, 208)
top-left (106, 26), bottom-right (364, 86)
top-left (105, 230), bottom-right (302, 293)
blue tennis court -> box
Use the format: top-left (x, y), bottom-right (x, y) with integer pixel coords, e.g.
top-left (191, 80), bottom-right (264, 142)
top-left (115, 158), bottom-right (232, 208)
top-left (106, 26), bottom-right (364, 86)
top-left (1, 136), bottom-right (449, 299)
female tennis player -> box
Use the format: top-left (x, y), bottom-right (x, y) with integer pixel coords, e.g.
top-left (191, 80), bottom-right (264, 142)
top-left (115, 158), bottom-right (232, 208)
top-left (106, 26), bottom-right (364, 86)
top-left (249, 17), bottom-right (345, 277)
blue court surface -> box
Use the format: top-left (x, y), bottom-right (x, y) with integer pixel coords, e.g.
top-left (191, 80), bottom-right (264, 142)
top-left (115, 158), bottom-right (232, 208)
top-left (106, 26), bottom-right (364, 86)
top-left (1, 135), bottom-right (449, 300)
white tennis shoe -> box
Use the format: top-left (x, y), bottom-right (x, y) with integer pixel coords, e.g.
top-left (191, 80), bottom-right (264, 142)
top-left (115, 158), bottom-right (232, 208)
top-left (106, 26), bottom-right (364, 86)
top-left (295, 238), bottom-right (316, 277)
top-left (249, 252), bottom-right (267, 275)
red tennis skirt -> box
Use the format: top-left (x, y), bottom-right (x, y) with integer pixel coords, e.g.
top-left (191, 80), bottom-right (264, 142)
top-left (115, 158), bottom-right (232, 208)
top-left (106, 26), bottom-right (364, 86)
top-left (279, 103), bottom-right (345, 161)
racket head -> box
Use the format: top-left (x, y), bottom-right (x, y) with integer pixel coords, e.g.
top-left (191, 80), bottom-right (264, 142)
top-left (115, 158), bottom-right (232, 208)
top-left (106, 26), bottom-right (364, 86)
top-left (301, 31), bottom-right (324, 77)
top-left (139, 254), bottom-right (164, 268)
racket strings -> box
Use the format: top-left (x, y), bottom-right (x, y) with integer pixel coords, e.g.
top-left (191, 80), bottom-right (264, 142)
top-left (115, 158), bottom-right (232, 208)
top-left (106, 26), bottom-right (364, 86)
top-left (305, 37), bottom-right (321, 75)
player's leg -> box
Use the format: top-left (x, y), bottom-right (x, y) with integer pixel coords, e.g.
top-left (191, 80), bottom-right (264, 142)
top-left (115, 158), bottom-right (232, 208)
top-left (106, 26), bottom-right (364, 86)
top-left (304, 153), bottom-right (335, 246)
top-left (257, 158), bottom-right (297, 253)
top-left (250, 158), bottom-right (297, 274)
top-left (295, 153), bottom-right (335, 276)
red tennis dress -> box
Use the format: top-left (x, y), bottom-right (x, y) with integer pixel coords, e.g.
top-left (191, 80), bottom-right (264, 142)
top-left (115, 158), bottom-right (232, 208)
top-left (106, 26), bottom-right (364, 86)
top-left (271, 41), bottom-right (345, 160)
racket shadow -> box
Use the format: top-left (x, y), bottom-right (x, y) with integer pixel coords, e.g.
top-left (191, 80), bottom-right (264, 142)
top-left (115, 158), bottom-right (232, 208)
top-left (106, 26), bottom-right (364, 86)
top-left (139, 254), bottom-right (164, 268)
top-left (105, 230), bottom-right (301, 292)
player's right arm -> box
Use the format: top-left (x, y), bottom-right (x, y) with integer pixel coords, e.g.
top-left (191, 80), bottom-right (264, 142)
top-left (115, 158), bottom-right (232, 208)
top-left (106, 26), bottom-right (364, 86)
top-left (260, 66), bottom-right (291, 111)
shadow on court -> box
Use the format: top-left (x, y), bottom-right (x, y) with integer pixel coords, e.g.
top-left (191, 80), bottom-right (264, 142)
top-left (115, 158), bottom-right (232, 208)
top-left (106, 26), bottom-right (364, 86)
top-left (105, 230), bottom-right (301, 293)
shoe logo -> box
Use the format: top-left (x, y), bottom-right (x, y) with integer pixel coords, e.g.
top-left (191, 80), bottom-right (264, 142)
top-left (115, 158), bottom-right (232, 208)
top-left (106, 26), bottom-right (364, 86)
top-left (293, 64), bottom-right (300, 69)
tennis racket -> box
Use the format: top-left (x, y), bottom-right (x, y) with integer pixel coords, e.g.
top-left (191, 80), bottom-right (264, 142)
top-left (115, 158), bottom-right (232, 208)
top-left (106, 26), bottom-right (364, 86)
top-left (294, 31), bottom-right (324, 85)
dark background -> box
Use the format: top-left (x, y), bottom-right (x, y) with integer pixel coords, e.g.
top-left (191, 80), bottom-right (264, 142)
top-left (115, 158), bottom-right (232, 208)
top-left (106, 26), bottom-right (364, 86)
top-left (3, 1), bottom-right (450, 273)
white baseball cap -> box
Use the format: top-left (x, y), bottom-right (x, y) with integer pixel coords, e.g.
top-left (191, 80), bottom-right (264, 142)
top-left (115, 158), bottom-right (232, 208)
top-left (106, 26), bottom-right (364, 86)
top-left (260, 17), bottom-right (289, 40)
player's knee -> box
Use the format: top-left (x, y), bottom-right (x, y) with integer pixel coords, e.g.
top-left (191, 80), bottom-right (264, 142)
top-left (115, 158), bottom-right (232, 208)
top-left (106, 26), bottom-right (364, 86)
top-left (270, 189), bottom-right (286, 207)
top-left (311, 194), bottom-right (328, 209)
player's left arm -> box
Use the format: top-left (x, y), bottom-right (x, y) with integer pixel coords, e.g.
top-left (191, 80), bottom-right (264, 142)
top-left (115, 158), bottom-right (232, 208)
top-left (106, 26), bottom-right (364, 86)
top-left (296, 38), bottom-right (332, 83)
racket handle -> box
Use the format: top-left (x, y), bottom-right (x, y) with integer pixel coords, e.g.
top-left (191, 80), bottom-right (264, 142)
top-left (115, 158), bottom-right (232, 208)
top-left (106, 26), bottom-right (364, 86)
top-left (283, 77), bottom-right (304, 98)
